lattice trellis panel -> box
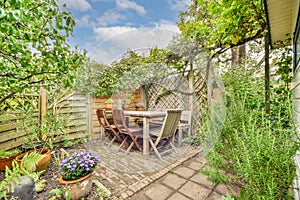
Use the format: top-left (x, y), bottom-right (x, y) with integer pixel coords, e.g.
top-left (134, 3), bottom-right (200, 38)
top-left (146, 70), bottom-right (207, 136)
top-left (0, 94), bottom-right (39, 112)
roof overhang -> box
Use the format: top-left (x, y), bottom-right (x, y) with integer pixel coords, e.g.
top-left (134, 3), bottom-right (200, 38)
top-left (264, 0), bottom-right (299, 48)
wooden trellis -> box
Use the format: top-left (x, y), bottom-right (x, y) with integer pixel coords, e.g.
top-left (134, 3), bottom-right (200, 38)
top-left (146, 69), bottom-right (207, 136)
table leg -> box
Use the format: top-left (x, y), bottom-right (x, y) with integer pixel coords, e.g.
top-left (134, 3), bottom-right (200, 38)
top-left (143, 117), bottom-right (150, 156)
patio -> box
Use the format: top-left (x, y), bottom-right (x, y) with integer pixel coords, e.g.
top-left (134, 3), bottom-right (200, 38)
top-left (69, 139), bottom-right (241, 199)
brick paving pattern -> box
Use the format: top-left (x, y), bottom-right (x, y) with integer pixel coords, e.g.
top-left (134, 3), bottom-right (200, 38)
top-left (80, 139), bottom-right (240, 199)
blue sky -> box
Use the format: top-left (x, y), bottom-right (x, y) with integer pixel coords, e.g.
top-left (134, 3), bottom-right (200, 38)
top-left (58, 0), bottom-right (188, 64)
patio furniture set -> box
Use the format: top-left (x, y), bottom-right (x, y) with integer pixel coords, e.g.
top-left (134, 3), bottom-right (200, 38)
top-left (96, 108), bottom-right (192, 160)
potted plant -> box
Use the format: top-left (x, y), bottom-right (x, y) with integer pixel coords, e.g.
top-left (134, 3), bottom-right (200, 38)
top-left (16, 107), bottom-right (67, 172)
top-left (58, 151), bottom-right (100, 200)
top-left (136, 102), bottom-right (145, 111)
top-left (122, 97), bottom-right (132, 110)
top-left (105, 98), bottom-right (114, 110)
top-left (0, 149), bottom-right (21, 171)
top-left (0, 152), bottom-right (46, 199)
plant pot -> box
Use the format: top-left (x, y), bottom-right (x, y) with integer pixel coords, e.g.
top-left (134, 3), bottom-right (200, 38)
top-left (16, 148), bottom-right (51, 172)
top-left (136, 107), bottom-right (144, 111)
top-left (59, 173), bottom-right (93, 200)
top-left (122, 104), bottom-right (130, 110)
top-left (0, 155), bottom-right (17, 171)
top-left (105, 103), bottom-right (113, 110)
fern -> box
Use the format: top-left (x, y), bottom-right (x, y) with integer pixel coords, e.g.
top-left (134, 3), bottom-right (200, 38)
top-left (0, 152), bottom-right (45, 199)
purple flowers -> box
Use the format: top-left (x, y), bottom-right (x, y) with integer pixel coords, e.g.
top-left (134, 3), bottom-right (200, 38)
top-left (59, 151), bottom-right (100, 181)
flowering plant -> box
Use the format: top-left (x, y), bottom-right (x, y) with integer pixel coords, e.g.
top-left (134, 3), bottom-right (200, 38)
top-left (59, 151), bottom-right (100, 181)
top-left (136, 102), bottom-right (144, 108)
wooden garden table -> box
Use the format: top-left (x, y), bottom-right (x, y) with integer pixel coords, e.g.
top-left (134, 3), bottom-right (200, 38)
top-left (123, 110), bottom-right (166, 156)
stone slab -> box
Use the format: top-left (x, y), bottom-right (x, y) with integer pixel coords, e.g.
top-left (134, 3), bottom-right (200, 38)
top-left (168, 192), bottom-right (191, 200)
top-left (190, 173), bottom-right (215, 189)
top-left (144, 183), bottom-right (173, 200)
top-left (179, 181), bottom-right (211, 200)
top-left (173, 166), bottom-right (195, 179)
top-left (161, 173), bottom-right (187, 190)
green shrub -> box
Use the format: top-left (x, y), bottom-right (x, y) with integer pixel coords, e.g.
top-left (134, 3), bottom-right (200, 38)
top-left (201, 67), bottom-right (298, 199)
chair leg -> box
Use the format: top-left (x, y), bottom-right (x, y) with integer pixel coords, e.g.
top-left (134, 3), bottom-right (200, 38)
top-left (149, 138), bottom-right (162, 160)
top-left (178, 128), bottom-right (183, 146)
top-left (118, 136), bottom-right (128, 151)
top-left (170, 141), bottom-right (178, 154)
top-left (125, 141), bottom-right (134, 154)
top-left (108, 136), bottom-right (116, 146)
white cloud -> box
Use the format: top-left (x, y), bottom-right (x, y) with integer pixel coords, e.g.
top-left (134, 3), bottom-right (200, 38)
top-left (168, 0), bottom-right (189, 11)
top-left (96, 10), bottom-right (126, 26)
top-left (116, 0), bottom-right (146, 16)
top-left (59, 0), bottom-right (92, 11)
top-left (76, 15), bottom-right (93, 28)
top-left (88, 20), bottom-right (180, 64)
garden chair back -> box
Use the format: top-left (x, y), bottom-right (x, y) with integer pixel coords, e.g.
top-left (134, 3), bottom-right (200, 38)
top-left (149, 109), bottom-right (182, 160)
top-left (112, 109), bottom-right (143, 154)
top-left (176, 110), bottom-right (192, 146)
top-left (101, 109), bottom-right (123, 146)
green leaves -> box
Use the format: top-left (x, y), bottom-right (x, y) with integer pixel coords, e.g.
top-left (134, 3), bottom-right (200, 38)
top-left (178, 0), bottom-right (266, 55)
top-left (0, 0), bottom-right (86, 103)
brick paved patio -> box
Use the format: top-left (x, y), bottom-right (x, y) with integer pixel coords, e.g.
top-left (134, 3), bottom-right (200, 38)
top-left (78, 139), bottom-right (240, 199)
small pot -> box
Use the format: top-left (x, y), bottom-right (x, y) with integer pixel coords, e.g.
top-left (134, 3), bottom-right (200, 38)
top-left (59, 173), bottom-right (93, 200)
top-left (0, 155), bottom-right (17, 171)
top-left (16, 148), bottom-right (51, 172)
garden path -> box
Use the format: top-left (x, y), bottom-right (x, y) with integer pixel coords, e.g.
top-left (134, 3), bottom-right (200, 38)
top-left (82, 139), bottom-right (241, 199)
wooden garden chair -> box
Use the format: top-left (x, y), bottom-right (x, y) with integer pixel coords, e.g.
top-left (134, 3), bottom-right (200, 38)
top-left (176, 110), bottom-right (192, 146)
top-left (96, 109), bottom-right (113, 145)
top-left (149, 109), bottom-right (182, 160)
top-left (112, 109), bottom-right (143, 154)
top-left (102, 109), bottom-right (124, 146)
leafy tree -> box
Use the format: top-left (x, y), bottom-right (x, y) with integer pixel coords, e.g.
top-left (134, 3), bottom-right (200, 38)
top-left (178, 0), bottom-right (266, 57)
top-left (0, 0), bottom-right (85, 104)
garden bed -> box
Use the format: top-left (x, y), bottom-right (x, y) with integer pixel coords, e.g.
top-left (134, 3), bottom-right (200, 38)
top-left (0, 144), bottom-right (115, 200)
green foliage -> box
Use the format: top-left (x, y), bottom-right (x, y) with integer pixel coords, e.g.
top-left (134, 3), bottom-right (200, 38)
top-left (0, 152), bottom-right (45, 198)
top-left (201, 66), bottom-right (298, 199)
top-left (0, 0), bottom-right (86, 103)
top-left (49, 188), bottom-right (71, 200)
top-left (19, 105), bottom-right (69, 150)
top-left (178, 0), bottom-right (266, 55)
top-left (106, 98), bottom-right (114, 104)
top-left (76, 48), bottom-right (186, 96)
top-left (0, 149), bottom-right (20, 159)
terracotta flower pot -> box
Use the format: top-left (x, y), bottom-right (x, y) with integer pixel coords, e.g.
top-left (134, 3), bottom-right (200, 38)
top-left (16, 148), bottom-right (51, 172)
top-left (0, 155), bottom-right (17, 171)
top-left (59, 173), bottom-right (93, 200)
top-left (105, 103), bottom-right (113, 110)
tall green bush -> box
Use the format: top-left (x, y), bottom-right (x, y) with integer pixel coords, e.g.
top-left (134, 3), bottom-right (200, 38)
top-left (202, 66), bottom-right (298, 199)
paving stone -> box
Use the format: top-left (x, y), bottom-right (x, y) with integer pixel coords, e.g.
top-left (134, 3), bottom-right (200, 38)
top-left (161, 173), bottom-right (187, 190)
top-left (179, 181), bottom-right (211, 200)
top-left (214, 183), bottom-right (240, 197)
top-left (206, 192), bottom-right (223, 200)
top-left (173, 166), bottom-right (195, 179)
top-left (144, 184), bottom-right (173, 200)
top-left (168, 192), bottom-right (190, 200)
top-left (190, 173), bottom-right (215, 189)
top-left (186, 161), bottom-right (203, 171)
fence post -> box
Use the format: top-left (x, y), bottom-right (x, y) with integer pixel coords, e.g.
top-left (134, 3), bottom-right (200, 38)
top-left (39, 86), bottom-right (47, 139)
top-left (86, 93), bottom-right (93, 136)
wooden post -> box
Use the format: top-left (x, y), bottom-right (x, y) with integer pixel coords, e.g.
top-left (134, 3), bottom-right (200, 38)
top-left (86, 93), bottom-right (93, 137)
top-left (188, 65), bottom-right (194, 111)
top-left (39, 86), bottom-right (47, 139)
top-left (265, 34), bottom-right (270, 114)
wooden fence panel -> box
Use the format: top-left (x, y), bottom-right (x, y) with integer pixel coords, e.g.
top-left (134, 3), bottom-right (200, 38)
top-left (0, 90), bottom-right (89, 151)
